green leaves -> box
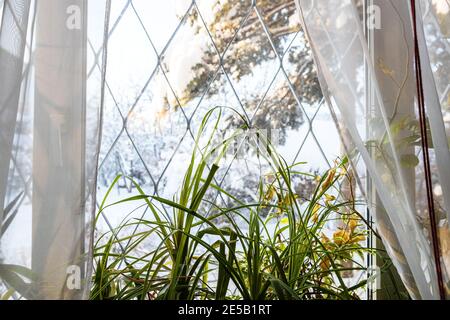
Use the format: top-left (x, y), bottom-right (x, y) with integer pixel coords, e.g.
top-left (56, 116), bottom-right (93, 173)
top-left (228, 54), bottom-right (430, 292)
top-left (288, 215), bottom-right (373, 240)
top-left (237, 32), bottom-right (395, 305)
top-left (1, 192), bottom-right (24, 236)
top-left (90, 108), bottom-right (375, 301)
top-left (400, 154), bottom-right (420, 168)
top-left (0, 264), bottom-right (35, 299)
top-left (269, 278), bottom-right (300, 300)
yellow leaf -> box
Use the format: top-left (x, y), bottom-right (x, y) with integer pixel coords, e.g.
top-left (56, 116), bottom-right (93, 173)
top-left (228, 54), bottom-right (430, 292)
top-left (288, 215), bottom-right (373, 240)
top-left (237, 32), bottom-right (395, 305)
top-left (312, 203), bottom-right (321, 214)
top-left (320, 257), bottom-right (331, 271)
top-left (347, 213), bottom-right (360, 232)
top-left (312, 204), bottom-right (321, 222)
top-left (324, 194), bottom-right (336, 206)
top-left (320, 233), bottom-right (330, 243)
top-left (378, 58), bottom-right (395, 77)
top-left (333, 229), bottom-right (350, 245)
top-left (349, 234), bottom-right (366, 244)
top-left (264, 185), bottom-right (276, 202)
top-left (321, 168), bottom-right (336, 192)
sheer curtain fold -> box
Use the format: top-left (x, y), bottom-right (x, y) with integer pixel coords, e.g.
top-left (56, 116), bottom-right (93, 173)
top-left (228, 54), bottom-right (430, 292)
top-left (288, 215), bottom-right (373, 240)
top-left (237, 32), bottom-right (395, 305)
top-left (0, 0), bottom-right (108, 299)
top-left (415, 0), bottom-right (450, 291)
top-left (296, 0), bottom-right (449, 299)
top-left (415, 0), bottom-right (450, 223)
top-left (0, 0), bottom-right (31, 228)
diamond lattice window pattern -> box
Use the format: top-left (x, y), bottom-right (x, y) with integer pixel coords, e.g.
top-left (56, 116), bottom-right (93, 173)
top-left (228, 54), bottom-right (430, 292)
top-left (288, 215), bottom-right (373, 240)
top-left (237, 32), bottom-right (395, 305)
top-left (92, 0), bottom-right (342, 230)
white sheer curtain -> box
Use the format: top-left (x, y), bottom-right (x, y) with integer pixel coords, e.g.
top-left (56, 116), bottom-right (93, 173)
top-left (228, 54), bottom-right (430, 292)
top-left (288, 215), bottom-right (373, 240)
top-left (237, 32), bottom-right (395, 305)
top-left (295, 0), bottom-right (449, 299)
top-left (0, 0), bottom-right (109, 299)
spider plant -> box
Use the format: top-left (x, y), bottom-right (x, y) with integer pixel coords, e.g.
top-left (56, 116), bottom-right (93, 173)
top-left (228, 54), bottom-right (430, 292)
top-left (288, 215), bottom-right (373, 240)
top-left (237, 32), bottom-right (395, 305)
top-left (91, 107), bottom-right (243, 300)
top-left (90, 107), bottom-right (380, 300)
